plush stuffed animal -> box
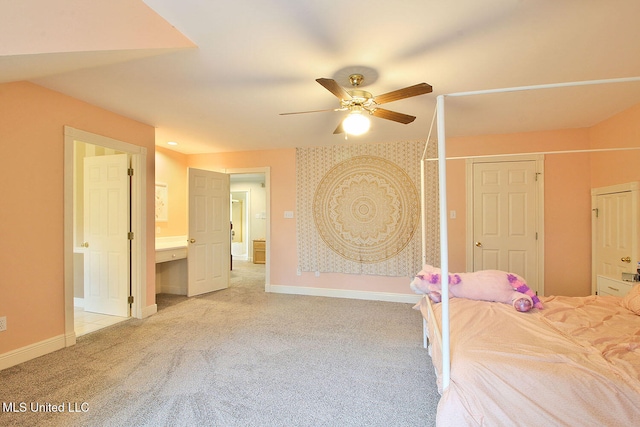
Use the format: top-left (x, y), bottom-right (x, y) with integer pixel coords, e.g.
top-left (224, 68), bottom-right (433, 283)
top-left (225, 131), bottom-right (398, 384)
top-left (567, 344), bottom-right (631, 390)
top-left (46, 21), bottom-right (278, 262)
top-left (410, 264), bottom-right (543, 312)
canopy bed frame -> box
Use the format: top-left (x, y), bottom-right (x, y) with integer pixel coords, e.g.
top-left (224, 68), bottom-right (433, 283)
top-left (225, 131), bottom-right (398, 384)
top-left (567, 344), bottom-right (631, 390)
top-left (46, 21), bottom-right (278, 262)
top-left (419, 76), bottom-right (640, 425)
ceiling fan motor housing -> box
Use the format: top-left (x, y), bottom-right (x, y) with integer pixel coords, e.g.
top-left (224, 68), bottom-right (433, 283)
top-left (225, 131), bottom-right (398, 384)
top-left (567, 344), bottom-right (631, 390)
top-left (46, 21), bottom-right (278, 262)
top-left (343, 89), bottom-right (375, 113)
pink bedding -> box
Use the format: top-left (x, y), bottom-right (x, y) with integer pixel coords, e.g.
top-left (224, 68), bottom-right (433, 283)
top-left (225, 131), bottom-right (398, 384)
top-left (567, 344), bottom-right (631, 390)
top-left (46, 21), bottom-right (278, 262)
top-left (420, 295), bottom-right (640, 426)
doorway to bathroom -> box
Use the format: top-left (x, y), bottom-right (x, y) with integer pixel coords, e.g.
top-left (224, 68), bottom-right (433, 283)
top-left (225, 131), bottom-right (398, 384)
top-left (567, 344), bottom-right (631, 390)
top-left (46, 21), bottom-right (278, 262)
top-left (63, 126), bottom-right (148, 343)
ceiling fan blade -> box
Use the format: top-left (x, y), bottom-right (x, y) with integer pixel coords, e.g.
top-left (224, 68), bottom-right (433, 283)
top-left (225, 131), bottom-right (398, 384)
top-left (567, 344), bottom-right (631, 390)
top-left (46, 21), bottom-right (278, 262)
top-left (371, 108), bottom-right (416, 124)
top-left (316, 78), bottom-right (352, 100)
top-left (280, 108), bottom-right (342, 115)
top-left (333, 121), bottom-right (344, 134)
top-left (373, 82), bottom-right (433, 105)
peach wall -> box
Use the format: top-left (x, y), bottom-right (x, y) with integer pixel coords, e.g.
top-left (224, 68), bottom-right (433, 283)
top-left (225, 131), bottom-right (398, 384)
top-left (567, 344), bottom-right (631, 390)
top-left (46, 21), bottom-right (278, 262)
top-left (177, 106), bottom-right (640, 300)
top-left (441, 129), bottom-right (593, 296)
top-left (155, 146), bottom-right (188, 237)
top-left (589, 103), bottom-right (640, 188)
top-left (183, 130), bottom-right (598, 297)
top-left (187, 149), bottom-right (415, 294)
top-left (543, 153), bottom-right (592, 296)
top-left (443, 159), bottom-right (468, 273)
top-left (188, 149), bottom-right (298, 287)
top-left (588, 104), bottom-right (640, 296)
top-left (0, 81), bottom-right (156, 355)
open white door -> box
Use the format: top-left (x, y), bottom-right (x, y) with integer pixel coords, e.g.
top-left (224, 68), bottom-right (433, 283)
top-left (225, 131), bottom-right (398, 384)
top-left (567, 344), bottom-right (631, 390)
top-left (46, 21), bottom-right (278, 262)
top-left (188, 168), bottom-right (230, 296)
top-left (83, 154), bottom-right (130, 317)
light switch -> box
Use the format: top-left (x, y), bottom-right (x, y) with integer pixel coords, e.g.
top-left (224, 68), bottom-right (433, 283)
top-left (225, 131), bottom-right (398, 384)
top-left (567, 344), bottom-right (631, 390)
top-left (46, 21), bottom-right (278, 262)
top-left (284, 211), bottom-right (294, 219)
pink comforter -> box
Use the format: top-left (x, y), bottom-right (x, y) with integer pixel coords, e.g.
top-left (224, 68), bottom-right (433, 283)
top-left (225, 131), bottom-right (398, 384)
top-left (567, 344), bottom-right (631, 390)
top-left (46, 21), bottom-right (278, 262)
top-left (421, 295), bottom-right (640, 426)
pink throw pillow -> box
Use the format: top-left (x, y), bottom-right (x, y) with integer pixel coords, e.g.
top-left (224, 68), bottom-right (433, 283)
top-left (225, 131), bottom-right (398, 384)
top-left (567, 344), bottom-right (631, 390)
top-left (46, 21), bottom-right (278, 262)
top-left (622, 283), bottom-right (640, 315)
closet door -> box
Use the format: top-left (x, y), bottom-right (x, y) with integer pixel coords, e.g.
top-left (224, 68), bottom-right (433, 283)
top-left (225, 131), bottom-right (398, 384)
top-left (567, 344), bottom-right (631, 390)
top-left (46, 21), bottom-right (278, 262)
top-left (468, 158), bottom-right (541, 295)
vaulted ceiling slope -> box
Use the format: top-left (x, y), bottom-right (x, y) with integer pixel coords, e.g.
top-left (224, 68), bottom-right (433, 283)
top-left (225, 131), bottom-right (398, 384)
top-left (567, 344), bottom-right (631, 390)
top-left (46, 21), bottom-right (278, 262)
top-left (0, 0), bottom-right (195, 81)
top-left (3, 0), bottom-right (640, 154)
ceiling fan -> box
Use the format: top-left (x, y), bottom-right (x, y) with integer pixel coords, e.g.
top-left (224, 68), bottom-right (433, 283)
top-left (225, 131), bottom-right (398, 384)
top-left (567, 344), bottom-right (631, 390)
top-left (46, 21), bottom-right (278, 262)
top-left (280, 74), bottom-right (433, 135)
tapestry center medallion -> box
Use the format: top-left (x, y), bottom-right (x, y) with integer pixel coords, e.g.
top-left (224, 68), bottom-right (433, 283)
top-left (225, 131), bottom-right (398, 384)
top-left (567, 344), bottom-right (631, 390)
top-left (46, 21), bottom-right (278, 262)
top-left (313, 155), bottom-right (419, 263)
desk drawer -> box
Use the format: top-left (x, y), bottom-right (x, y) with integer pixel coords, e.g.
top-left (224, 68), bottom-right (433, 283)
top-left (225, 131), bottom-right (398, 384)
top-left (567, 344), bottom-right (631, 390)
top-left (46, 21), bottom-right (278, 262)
top-left (156, 247), bottom-right (187, 263)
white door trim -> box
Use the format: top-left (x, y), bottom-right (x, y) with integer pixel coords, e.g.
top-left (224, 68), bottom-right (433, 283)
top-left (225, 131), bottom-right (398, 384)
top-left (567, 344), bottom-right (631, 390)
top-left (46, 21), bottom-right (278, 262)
top-left (63, 126), bottom-right (147, 347)
top-left (465, 154), bottom-right (545, 295)
top-left (225, 167), bottom-right (271, 291)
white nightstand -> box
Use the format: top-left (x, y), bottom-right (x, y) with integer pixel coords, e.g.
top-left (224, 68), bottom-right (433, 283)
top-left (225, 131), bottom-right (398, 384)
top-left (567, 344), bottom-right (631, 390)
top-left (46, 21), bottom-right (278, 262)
top-left (597, 275), bottom-right (635, 297)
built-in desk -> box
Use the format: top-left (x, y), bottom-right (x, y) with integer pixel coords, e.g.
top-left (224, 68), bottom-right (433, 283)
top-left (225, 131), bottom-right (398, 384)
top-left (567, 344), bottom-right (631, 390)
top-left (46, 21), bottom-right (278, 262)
top-left (156, 236), bottom-right (187, 295)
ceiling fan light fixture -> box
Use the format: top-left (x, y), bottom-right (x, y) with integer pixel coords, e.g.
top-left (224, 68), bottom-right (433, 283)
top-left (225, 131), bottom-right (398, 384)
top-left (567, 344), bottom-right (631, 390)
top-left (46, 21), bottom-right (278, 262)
top-left (342, 110), bottom-right (370, 135)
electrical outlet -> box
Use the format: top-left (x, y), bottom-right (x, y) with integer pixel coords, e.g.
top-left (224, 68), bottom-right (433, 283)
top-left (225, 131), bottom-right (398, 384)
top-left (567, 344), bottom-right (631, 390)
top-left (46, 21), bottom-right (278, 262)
top-left (0, 316), bottom-right (6, 332)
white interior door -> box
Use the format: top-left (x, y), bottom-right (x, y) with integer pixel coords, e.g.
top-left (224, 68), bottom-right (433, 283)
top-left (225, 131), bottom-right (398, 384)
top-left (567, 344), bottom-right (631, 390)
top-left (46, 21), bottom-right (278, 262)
top-left (83, 154), bottom-right (130, 317)
top-left (471, 160), bottom-right (540, 294)
top-left (188, 168), bottom-right (230, 296)
top-left (592, 185), bottom-right (638, 284)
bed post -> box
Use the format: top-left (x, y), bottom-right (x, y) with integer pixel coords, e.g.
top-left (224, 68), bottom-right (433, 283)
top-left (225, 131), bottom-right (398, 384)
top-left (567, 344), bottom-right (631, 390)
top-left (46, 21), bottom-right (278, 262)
top-left (420, 154), bottom-right (427, 266)
top-left (423, 316), bottom-right (428, 349)
top-left (421, 106), bottom-right (437, 267)
top-left (436, 94), bottom-right (451, 390)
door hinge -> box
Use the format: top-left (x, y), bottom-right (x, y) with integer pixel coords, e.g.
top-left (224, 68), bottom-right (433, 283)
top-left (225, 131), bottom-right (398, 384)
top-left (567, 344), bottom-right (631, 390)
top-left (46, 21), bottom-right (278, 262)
top-left (535, 172), bottom-right (542, 181)
top-left (128, 168), bottom-right (134, 176)
top-left (592, 208), bottom-right (599, 218)
top-left (128, 296), bottom-right (134, 304)
top-left (535, 232), bottom-right (538, 240)
top-left (128, 232), bottom-right (134, 240)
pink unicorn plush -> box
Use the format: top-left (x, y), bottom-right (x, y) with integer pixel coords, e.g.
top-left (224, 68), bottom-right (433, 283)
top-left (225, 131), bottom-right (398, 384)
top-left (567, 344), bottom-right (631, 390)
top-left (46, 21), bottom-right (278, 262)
top-left (410, 264), bottom-right (543, 312)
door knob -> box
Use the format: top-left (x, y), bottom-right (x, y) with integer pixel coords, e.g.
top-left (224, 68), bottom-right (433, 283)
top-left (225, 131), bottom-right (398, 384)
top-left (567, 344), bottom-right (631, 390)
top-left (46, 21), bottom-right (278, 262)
top-left (81, 242), bottom-right (89, 248)
top-left (621, 256), bottom-right (631, 263)
top-left (475, 242), bottom-right (482, 247)
top-left (189, 238), bottom-right (196, 244)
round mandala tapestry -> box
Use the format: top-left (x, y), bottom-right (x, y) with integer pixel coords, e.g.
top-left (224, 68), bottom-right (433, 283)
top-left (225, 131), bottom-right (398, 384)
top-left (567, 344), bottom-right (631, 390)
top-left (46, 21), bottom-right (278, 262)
top-left (313, 155), bottom-right (420, 263)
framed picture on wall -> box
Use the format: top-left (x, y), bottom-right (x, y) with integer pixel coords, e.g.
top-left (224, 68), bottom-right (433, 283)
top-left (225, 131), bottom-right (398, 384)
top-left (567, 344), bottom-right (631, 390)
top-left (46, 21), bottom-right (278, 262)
top-left (155, 182), bottom-right (168, 222)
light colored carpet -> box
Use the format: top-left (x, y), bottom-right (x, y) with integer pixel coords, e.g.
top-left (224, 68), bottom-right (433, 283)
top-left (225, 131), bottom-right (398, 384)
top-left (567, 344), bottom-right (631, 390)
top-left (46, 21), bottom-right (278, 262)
top-left (1, 261), bottom-right (439, 426)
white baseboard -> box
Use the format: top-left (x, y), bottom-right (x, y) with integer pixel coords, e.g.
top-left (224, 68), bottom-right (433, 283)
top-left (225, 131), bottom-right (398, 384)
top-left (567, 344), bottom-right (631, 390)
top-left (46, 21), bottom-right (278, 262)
top-left (0, 334), bottom-right (66, 371)
top-left (267, 284), bottom-right (422, 304)
top-left (65, 331), bottom-right (77, 347)
top-left (142, 304), bottom-right (157, 319)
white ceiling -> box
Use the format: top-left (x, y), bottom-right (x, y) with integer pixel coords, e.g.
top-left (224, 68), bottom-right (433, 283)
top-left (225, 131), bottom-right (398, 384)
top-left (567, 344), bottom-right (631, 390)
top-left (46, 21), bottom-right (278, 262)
top-left (4, 0), bottom-right (640, 154)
